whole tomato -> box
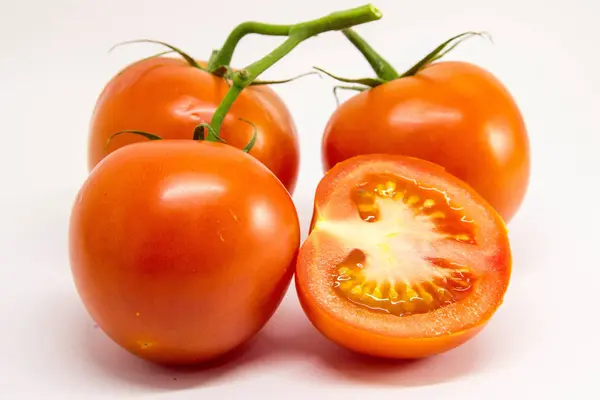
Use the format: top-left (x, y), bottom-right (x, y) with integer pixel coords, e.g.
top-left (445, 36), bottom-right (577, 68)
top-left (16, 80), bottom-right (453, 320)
top-left (321, 33), bottom-right (530, 223)
top-left (70, 140), bottom-right (300, 365)
top-left (88, 56), bottom-right (300, 193)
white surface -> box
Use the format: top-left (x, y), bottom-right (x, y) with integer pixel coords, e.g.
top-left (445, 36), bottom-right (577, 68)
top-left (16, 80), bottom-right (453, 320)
top-left (1, 0), bottom-right (598, 398)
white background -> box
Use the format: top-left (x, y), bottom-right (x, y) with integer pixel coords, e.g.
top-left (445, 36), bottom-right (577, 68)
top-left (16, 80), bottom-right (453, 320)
top-left (1, 0), bottom-right (598, 398)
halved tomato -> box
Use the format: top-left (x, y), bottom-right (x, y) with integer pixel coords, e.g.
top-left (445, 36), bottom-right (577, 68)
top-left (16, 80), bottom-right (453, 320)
top-left (296, 154), bottom-right (512, 358)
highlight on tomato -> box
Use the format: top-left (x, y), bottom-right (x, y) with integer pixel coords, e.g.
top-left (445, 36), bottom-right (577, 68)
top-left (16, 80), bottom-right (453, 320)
top-left (70, 141), bottom-right (301, 365)
top-left (296, 154), bottom-right (512, 359)
top-left (89, 41), bottom-right (307, 191)
top-left (318, 30), bottom-right (530, 222)
top-left (69, 5), bottom-right (382, 365)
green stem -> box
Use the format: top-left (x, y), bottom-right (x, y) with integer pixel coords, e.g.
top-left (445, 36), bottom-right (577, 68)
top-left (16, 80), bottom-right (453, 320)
top-left (208, 4), bottom-right (382, 135)
top-left (208, 23), bottom-right (291, 74)
top-left (341, 28), bottom-right (398, 81)
top-left (208, 4), bottom-right (381, 75)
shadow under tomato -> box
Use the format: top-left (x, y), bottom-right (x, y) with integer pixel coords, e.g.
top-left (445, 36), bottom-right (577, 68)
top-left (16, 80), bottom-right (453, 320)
top-left (505, 216), bottom-right (545, 278)
top-left (234, 288), bottom-right (503, 387)
top-left (310, 338), bottom-right (488, 386)
top-left (53, 286), bottom-right (523, 392)
top-left (57, 280), bottom-right (523, 391)
top-left (80, 327), bottom-right (254, 390)
top-left (55, 292), bottom-right (259, 391)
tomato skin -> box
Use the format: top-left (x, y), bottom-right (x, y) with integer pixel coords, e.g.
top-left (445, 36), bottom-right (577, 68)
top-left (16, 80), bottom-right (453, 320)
top-left (322, 61), bottom-right (530, 222)
top-left (70, 141), bottom-right (300, 365)
top-left (296, 277), bottom-right (485, 359)
top-left (89, 57), bottom-right (300, 193)
top-left (296, 154), bottom-right (512, 359)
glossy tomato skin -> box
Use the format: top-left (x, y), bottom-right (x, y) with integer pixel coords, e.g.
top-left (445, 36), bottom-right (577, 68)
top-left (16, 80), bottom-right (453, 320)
top-left (296, 283), bottom-right (486, 359)
top-left (296, 154), bottom-right (512, 359)
top-left (70, 141), bottom-right (300, 365)
top-left (322, 61), bottom-right (530, 222)
top-left (89, 57), bottom-right (300, 193)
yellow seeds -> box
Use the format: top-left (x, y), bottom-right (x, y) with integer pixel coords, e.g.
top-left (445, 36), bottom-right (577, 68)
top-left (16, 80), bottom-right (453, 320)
top-left (405, 285), bottom-right (418, 300)
top-left (417, 284), bottom-right (434, 303)
top-left (437, 287), bottom-right (453, 302)
top-left (393, 191), bottom-right (405, 201)
top-left (372, 285), bottom-right (383, 299)
top-left (375, 181), bottom-right (396, 197)
top-left (429, 211), bottom-right (446, 219)
top-left (407, 195), bottom-right (420, 205)
top-left (381, 181), bottom-right (396, 196)
top-left (337, 173), bottom-right (479, 316)
top-left (350, 285), bottom-right (363, 296)
top-left (357, 203), bottom-right (376, 212)
top-left (356, 189), bottom-right (374, 198)
top-left (339, 280), bottom-right (355, 291)
top-left (388, 285), bottom-right (399, 300)
top-left (454, 233), bottom-right (474, 243)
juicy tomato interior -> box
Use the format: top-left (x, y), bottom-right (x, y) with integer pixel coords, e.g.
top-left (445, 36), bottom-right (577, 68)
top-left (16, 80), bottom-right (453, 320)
top-left (334, 172), bottom-right (478, 317)
top-left (296, 154), bottom-right (511, 359)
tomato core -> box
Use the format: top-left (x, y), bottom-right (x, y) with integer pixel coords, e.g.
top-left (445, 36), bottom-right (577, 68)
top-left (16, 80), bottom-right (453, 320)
top-left (318, 172), bottom-right (478, 317)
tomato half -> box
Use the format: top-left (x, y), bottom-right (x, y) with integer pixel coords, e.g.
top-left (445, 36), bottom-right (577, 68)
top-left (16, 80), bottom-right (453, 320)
top-left (296, 154), bottom-right (511, 359)
top-left (321, 61), bottom-right (530, 222)
top-left (70, 141), bottom-right (300, 365)
top-left (89, 57), bottom-right (300, 193)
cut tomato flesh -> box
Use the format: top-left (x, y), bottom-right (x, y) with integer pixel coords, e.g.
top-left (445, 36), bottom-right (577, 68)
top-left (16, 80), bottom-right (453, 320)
top-left (320, 172), bottom-right (478, 317)
top-left (296, 155), bottom-right (511, 357)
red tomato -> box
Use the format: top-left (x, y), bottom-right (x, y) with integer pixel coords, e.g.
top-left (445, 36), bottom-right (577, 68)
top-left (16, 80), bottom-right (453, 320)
top-left (321, 61), bottom-right (530, 222)
top-left (89, 57), bottom-right (300, 193)
top-left (70, 141), bottom-right (300, 365)
top-left (296, 154), bottom-right (511, 359)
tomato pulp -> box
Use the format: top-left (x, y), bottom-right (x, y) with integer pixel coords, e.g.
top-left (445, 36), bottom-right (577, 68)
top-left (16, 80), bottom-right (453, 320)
top-left (321, 61), bottom-right (530, 222)
top-left (70, 141), bottom-right (300, 365)
top-left (89, 57), bottom-right (300, 193)
top-left (296, 154), bottom-right (511, 358)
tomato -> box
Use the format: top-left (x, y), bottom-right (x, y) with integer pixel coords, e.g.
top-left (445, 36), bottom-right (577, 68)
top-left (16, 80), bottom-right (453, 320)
top-left (88, 57), bottom-right (300, 193)
top-left (69, 141), bottom-right (300, 365)
top-left (296, 154), bottom-right (511, 359)
top-left (321, 61), bottom-right (530, 222)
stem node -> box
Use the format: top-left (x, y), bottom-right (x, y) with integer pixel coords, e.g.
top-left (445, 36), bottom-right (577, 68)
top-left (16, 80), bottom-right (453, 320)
top-left (207, 4), bottom-right (382, 138)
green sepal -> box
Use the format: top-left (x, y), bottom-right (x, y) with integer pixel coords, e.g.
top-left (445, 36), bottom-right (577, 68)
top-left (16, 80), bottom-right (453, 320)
top-left (238, 118), bottom-right (258, 153)
top-left (333, 85), bottom-right (368, 106)
top-left (250, 71), bottom-right (321, 86)
top-left (105, 130), bottom-right (163, 150)
top-left (313, 66), bottom-right (385, 87)
top-left (400, 31), bottom-right (490, 77)
top-left (109, 39), bottom-right (205, 70)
